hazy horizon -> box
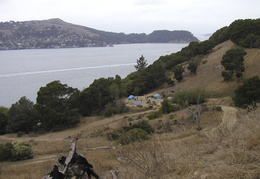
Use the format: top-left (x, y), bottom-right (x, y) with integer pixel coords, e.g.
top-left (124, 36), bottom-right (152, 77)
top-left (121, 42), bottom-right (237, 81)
top-left (1, 0), bottom-right (259, 40)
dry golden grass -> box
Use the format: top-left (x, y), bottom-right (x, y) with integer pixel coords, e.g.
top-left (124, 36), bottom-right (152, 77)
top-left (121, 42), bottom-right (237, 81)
top-left (109, 108), bottom-right (260, 179)
top-left (156, 40), bottom-right (260, 98)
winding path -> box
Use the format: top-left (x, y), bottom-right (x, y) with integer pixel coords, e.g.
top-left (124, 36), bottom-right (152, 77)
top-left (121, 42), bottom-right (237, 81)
top-left (205, 106), bottom-right (238, 138)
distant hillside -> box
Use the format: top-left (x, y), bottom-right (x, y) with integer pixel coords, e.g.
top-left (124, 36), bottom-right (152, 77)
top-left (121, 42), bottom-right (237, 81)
top-left (0, 18), bottom-right (199, 50)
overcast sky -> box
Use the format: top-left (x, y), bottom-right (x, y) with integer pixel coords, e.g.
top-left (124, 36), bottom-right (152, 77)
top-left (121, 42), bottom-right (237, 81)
top-left (0, 0), bottom-right (259, 40)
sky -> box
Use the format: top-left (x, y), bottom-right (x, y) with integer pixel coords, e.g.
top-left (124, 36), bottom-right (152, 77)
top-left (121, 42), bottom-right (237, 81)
top-left (0, 0), bottom-right (259, 40)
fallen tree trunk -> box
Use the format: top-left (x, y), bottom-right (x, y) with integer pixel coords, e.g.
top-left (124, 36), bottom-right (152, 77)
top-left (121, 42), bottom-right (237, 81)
top-left (62, 138), bottom-right (78, 175)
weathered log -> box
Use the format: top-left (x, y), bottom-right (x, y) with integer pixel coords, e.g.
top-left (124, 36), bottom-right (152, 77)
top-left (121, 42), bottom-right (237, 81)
top-left (62, 138), bottom-right (78, 175)
top-left (42, 138), bottom-right (100, 179)
top-left (109, 170), bottom-right (118, 179)
top-left (86, 146), bottom-right (116, 151)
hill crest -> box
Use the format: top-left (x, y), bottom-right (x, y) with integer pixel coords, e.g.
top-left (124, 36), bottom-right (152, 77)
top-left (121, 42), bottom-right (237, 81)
top-left (0, 18), bottom-right (199, 50)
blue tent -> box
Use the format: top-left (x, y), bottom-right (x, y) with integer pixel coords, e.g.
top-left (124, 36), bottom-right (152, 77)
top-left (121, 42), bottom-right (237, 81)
top-left (153, 94), bottom-right (161, 99)
top-left (128, 95), bottom-right (135, 100)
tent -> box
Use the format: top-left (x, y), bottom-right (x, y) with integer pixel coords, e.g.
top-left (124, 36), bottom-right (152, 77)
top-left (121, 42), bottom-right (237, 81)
top-left (153, 94), bottom-right (161, 99)
top-left (128, 95), bottom-right (135, 100)
top-left (167, 96), bottom-right (173, 101)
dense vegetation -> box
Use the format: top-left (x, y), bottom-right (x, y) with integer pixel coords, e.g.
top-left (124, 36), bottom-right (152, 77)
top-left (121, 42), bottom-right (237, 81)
top-left (209, 19), bottom-right (260, 48)
top-left (0, 141), bottom-right (34, 161)
top-left (0, 18), bottom-right (259, 135)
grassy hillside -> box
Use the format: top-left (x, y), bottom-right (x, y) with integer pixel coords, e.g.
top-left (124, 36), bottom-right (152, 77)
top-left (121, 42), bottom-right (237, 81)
top-left (156, 40), bottom-right (260, 97)
top-left (0, 39), bottom-right (259, 178)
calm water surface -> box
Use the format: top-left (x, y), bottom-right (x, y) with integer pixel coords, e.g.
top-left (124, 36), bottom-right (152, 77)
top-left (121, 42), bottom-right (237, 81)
top-left (0, 43), bottom-right (188, 107)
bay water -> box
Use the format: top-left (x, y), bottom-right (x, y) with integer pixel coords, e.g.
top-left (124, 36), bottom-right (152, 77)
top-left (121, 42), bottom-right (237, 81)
top-left (0, 43), bottom-right (188, 107)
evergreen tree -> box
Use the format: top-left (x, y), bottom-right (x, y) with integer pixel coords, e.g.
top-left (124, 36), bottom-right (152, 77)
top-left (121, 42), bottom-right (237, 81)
top-left (8, 97), bottom-right (38, 133)
top-left (134, 55), bottom-right (148, 71)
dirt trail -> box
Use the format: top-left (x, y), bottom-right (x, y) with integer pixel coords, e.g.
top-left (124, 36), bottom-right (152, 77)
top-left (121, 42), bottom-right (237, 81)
top-left (221, 106), bottom-right (237, 129)
top-left (205, 106), bottom-right (238, 138)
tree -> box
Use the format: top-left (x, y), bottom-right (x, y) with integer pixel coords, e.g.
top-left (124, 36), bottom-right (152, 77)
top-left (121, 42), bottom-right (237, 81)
top-left (233, 76), bottom-right (260, 108)
top-left (221, 48), bottom-right (247, 81)
top-left (0, 112), bottom-right (8, 134)
top-left (187, 60), bottom-right (199, 75)
top-left (79, 78), bottom-right (114, 116)
top-left (242, 33), bottom-right (257, 48)
top-left (173, 65), bottom-right (185, 82)
top-left (134, 55), bottom-right (148, 71)
top-left (7, 97), bottom-right (38, 133)
top-left (36, 81), bottom-right (80, 131)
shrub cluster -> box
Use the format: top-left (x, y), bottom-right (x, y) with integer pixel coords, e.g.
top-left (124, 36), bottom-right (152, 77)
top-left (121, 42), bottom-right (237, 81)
top-left (147, 111), bottom-right (162, 120)
top-left (123, 120), bottom-right (155, 134)
top-left (117, 128), bottom-right (150, 145)
top-left (0, 141), bottom-right (34, 161)
top-left (172, 88), bottom-right (211, 107)
top-left (114, 120), bottom-right (155, 145)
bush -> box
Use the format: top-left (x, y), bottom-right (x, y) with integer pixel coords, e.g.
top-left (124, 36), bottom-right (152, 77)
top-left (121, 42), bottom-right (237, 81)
top-left (123, 120), bottom-right (155, 134)
top-left (118, 128), bottom-right (150, 145)
top-left (213, 106), bottom-right (222, 111)
top-left (103, 104), bottom-right (119, 117)
top-left (173, 88), bottom-right (211, 107)
top-left (160, 99), bottom-right (180, 114)
top-left (147, 111), bottom-right (162, 120)
top-left (17, 131), bottom-right (25, 137)
top-left (107, 129), bottom-right (124, 141)
top-left (11, 141), bottom-right (34, 161)
top-left (233, 76), bottom-right (260, 108)
top-left (0, 143), bottom-right (13, 161)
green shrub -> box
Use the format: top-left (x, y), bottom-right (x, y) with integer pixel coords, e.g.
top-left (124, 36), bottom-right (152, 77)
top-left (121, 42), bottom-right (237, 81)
top-left (17, 131), bottom-right (24, 137)
top-left (107, 129), bottom-right (124, 140)
top-left (123, 120), bottom-right (155, 134)
top-left (147, 111), bottom-right (162, 120)
top-left (103, 104), bottom-right (119, 117)
top-left (213, 106), bottom-right (222, 111)
top-left (202, 60), bottom-right (207, 64)
top-left (11, 141), bottom-right (34, 161)
top-left (173, 88), bottom-right (211, 107)
top-left (0, 142), bottom-right (13, 161)
top-left (160, 99), bottom-right (180, 114)
top-left (118, 128), bottom-right (149, 145)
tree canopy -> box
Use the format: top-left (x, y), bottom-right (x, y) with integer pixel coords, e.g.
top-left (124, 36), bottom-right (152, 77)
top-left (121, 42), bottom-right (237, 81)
top-left (233, 76), bottom-right (260, 108)
top-left (7, 97), bottom-right (38, 133)
top-left (210, 19), bottom-right (260, 48)
top-left (221, 48), bottom-right (247, 81)
top-left (36, 80), bottom-right (80, 131)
